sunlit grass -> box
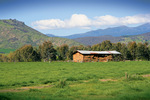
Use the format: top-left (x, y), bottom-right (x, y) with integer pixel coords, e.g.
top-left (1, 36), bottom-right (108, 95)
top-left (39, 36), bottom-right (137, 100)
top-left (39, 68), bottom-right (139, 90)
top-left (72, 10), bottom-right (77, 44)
top-left (0, 61), bottom-right (150, 100)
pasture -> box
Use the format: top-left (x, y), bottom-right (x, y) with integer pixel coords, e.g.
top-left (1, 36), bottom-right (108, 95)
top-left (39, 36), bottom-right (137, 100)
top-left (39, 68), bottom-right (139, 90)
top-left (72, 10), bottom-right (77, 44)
top-left (0, 49), bottom-right (15, 54)
top-left (0, 61), bottom-right (150, 100)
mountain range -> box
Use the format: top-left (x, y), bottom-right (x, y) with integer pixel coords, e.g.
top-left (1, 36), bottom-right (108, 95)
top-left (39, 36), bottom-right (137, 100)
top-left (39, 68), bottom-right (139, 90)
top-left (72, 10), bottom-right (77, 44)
top-left (46, 23), bottom-right (150, 39)
top-left (45, 23), bottom-right (150, 45)
top-left (0, 19), bottom-right (82, 49)
top-left (73, 32), bottom-right (150, 45)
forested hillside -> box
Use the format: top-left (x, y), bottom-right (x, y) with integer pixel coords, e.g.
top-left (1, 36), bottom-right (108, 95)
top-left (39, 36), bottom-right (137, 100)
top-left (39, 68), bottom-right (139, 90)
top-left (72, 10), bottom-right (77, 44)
top-left (0, 19), bottom-right (82, 49)
top-left (74, 32), bottom-right (150, 45)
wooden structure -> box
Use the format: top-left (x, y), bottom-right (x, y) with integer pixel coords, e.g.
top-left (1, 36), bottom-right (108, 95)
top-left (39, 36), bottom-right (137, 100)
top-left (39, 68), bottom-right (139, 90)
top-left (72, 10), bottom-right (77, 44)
top-left (73, 50), bottom-right (121, 62)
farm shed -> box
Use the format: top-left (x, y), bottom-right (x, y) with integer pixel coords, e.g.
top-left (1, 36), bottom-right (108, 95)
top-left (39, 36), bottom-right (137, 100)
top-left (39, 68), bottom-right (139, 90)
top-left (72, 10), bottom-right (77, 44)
top-left (73, 50), bottom-right (121, 62)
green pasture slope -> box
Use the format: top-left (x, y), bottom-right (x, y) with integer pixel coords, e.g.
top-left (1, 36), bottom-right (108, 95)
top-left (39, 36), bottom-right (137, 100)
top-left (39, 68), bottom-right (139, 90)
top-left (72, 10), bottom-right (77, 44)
top-left (0, 49), bottom-right (15, 54)
top-left (0, 61), bottom-right (150, 100)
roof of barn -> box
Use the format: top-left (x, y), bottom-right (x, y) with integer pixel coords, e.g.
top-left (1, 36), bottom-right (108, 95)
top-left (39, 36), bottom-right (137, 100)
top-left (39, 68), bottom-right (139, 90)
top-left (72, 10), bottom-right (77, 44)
top-left (76, 50), bottom-right (121, 55)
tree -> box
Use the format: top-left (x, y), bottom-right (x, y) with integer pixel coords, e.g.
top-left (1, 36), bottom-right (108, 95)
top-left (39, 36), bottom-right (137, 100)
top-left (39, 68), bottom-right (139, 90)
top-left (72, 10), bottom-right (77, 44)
top-left (19, 45), bottom-right (35, 62)
top-left (136, 42), bottom-right (145, 60)
top-left (0, 54), bottom-right (2, 62)
top-left (128, 42), bottom-right (137, 60)
top-left (148, 45), bottom-right (150, 60)
top-left (7, 52), bottom-right (15, 62)
top-left (100, 40), bottom-right (112, 51)
top-left (13, 49), bottom-right (22, 62)
top-left (120, 43), bottom-right (129, 60)
top-left (135, 42), bottom-right (149, 60)
top-left (86, 45), bottom-right (91, 51)
top-left (12, 45), bottom-right (40, 62)
top-left (56, 44), bottom-right (69, 60)
top-left (68, 46), bottom-right (78, 60)
top-left (39, 41), bottom-right (56, 61)
top-left (78, 45), bottom-right (86, 50)
top-left (115, 42), bottom-right (122, 52)
top-left (143, 42), bottom-right (149, 60)
top-left (91, 44), bottom-right (100, 51)
top-left (0, 54), bottom-right (9, 62)
top-left (32, 47), bottom-right (41, 61)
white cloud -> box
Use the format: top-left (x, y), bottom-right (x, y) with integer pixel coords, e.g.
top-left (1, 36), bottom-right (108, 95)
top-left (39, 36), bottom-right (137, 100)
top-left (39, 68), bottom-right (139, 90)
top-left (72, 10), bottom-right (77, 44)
top-left (120, 14), bottom-right (150, 25)
top-left (32, 14), bottom-right (91, 30)
top-left (93, 15), bottom-right (120, 26)
top-left (93, 14), bottom-right (150, 26)
top-left (32, 14), bottom-right (150, 30)
top-left (67, 14), bottom-right (91, 28)
top-left (32, 19), bottom-right (65, 29)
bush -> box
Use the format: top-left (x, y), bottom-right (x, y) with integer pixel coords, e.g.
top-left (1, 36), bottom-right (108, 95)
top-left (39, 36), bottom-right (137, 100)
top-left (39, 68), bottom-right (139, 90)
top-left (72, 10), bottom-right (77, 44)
top-left (29, 89), bottom-right (41, 92)
top-left (56, 79), bottom-right (67, 88)
top-left (66, 77), bottom-right (77, 81)
top-left (42, 80), bottom-right (54, 84)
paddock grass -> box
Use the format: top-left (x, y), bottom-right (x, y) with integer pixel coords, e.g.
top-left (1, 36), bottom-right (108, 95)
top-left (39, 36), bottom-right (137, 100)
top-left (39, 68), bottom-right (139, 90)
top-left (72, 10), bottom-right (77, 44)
top-left (0, 49), bottom-right (15, 54)
top-left (0, 61), bottom-right (150, 100)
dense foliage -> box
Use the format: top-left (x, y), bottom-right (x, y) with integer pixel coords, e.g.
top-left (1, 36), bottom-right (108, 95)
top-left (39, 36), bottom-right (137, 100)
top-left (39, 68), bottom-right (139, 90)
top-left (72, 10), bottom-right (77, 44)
top-left (39, 41), bottom-right (56, 61)
top-left (91, 41), bottom-right (150, 61)
top-left (0, 40), bottom-right (150, 62)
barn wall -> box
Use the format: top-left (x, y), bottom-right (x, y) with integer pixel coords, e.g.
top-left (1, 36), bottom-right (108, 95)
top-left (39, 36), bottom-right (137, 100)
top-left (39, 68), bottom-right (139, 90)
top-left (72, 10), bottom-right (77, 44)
top-left (99, 55), bottom-right (112, 62)
top-left (83, 54), bottom-right (113, 62)
top-left (83, 55), bottom-right (93, 62)
top-left (73, 52), bottom-right (84, 62)
top-left (73, 53), bottom-right (113, 62)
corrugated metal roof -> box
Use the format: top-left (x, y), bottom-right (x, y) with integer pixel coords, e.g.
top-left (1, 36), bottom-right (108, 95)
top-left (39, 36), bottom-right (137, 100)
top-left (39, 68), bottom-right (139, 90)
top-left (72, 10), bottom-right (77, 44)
top-left (77, 50), bottom-right (121, 54)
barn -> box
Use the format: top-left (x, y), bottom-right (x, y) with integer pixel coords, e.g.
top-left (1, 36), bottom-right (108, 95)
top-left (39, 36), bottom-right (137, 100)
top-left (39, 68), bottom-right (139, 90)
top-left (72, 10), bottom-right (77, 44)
top-left (73, 50), bottom-right (121, 62)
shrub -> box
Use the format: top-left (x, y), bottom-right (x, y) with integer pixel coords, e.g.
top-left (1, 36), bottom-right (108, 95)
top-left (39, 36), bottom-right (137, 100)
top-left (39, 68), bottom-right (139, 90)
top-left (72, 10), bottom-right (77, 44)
top-left (66, 77), bottom-right (77, 81)
top-left (29, 89), bottom-right (41, 92)
top-left (56, 79), bottom-right (67, 88)
top-left (42, 80), bottom-right (54, 84)
top-left (29, 81), bottom-right (34, 83)
top-left (11, 82), bottom-right (21, 86)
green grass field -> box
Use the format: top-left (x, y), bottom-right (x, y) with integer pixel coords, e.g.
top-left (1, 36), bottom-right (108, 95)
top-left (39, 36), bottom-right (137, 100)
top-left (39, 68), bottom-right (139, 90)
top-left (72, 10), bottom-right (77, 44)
top-left (0, 49), bottom-right (15, 54)
top-left (0, 61), bottom-right (150, 100)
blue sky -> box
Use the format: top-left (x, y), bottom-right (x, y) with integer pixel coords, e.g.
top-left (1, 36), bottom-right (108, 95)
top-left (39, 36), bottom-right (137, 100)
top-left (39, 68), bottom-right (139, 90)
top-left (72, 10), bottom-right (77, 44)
top-left (1, 0), bottom-right (150, 36)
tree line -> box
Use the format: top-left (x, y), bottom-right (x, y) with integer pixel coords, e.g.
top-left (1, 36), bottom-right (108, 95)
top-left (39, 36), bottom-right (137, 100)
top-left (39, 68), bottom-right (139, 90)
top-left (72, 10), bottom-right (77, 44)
top-left (0, 40), bottom-right (150, 62)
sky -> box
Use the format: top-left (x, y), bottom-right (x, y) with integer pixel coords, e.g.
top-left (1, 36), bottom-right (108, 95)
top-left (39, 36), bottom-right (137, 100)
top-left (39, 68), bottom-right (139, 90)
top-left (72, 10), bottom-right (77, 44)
top-left (1, 0), bottom-right (150, 36)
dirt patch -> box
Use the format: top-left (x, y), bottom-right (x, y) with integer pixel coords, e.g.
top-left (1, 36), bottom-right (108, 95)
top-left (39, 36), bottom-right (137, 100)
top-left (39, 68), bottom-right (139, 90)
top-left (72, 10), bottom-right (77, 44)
top-left (142, 74), bottom-right (150, 77)
top-left (21, 85), bottom-right (51, 90)
top-left (99, 79), bottom-right (117, 82)
top-left (0, 89), bottom-right (22, 93)
top-left (83, 80), bottom-right (89, 82)
top-left (0, 85), bottom-right (52, 93)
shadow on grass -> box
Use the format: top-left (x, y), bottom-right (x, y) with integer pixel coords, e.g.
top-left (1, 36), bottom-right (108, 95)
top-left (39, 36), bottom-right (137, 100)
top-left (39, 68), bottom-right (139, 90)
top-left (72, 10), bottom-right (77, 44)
top-left (0, 95), bottom-right (10, 100)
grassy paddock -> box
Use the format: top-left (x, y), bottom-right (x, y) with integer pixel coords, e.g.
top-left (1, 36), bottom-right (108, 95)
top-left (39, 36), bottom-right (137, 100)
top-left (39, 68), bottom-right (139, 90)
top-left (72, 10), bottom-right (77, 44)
top-left (0, 61), bottom-right (150, 100)
top-left (0, 49), bottom-right (15, 54)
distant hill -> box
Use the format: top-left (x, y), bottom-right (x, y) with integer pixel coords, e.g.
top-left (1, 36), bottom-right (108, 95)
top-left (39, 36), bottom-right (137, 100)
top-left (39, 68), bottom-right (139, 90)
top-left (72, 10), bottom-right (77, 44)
top-left (0, 19), bottom-right (82, 49)
top-left (45, 34), bottom-right (57, 37)
top-left (59, 23), bottom-right (150, 39)
top-left (122, 32), bottom-right (150, 43)
top-left (73, 32), bottom-right (150, 45)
